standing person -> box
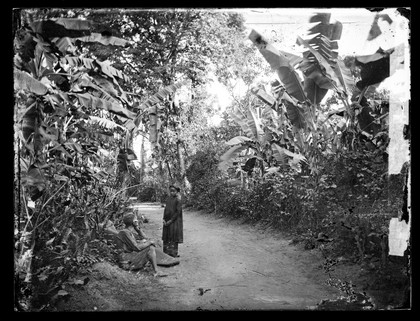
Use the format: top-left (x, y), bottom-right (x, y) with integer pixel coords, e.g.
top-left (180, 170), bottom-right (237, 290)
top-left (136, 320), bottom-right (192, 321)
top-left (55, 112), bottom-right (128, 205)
top-left (162, 185), bottom-right (183, 258)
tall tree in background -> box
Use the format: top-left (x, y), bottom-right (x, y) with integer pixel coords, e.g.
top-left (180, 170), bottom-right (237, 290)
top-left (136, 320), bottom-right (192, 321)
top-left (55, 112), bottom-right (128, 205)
top-left (78, 9), bottom-right (247, 193)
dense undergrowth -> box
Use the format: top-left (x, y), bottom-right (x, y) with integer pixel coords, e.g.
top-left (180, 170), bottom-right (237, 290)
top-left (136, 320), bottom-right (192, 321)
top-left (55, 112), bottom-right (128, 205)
top-left (14, 190), bottom-right (129, 312)
top-left (182, 143), bottom-right (410, 309)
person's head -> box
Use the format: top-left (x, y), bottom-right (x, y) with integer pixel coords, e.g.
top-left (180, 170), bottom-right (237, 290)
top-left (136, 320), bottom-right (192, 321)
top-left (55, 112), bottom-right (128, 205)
top-left (123, 212), bottom-right (138, 227)
top-left (168, 185), bottom-right (179, 197)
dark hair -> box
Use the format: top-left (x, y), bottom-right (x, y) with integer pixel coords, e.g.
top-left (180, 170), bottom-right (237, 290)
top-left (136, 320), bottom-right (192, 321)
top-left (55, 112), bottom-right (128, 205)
top-left (169, 185), bottom-right (180, 192)
top-left (123, 213), bottom-right (135, 226)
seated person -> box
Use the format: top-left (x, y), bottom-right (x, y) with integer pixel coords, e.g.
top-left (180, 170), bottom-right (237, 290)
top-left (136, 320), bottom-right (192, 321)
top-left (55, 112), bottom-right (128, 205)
top-left (117, 212), bottom-right (167, 277)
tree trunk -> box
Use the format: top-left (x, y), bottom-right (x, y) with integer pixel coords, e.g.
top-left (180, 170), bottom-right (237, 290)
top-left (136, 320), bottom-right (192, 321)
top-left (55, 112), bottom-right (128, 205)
top-left (157, 160), bottom-right (165, 204)
top-left (177, 138), bottom-right (186, 190)
top-left (140, 131), bottom-right (145, 182)
top-left (166, 159), bottom-right (173, 181)
top-left (240, 169), bottom-right (245, 189)
top-left (149, 105), bottom-right (159, 146)
top-left (120, 171), bottom-right (130, 199)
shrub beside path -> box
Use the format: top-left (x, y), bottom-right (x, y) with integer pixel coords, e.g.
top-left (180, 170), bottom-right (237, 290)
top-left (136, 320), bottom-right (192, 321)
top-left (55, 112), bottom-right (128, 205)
top-left (55, 203), bottom-right (352, 311)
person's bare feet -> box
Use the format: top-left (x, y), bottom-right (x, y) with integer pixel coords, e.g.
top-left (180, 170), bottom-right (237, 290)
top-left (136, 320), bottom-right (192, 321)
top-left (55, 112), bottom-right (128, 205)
top-left (153, 271), bottom-right (168, 278)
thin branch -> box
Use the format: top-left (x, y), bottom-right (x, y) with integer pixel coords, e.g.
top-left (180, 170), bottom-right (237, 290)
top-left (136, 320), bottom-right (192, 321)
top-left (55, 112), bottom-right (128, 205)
top-left (357, 86), bottom-right (370, 104)
top-left (49, 72), bottom-right (72, 77)
top-left (166, 160), bottom-right (173, 181)
top-left (359, 112), bottom-right (389, 134)
top-left (122, 56), bottom-right (143, 75)
top-left (63, 115), bottom-right (74, 133)
top-left (21, 187), bottom-right (33, 229)
top-left (103, 183), bottom-right (144, 208)
top-left (123, 91), bottom-right (142, 97)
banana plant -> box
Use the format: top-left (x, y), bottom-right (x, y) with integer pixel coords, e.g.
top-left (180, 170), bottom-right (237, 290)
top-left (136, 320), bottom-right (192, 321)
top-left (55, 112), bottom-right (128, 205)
top-left (249, 13), bottom-right (355, 109)
top-left (248, 30), bottom-right (310, 132)
top-left (218, 105), bottom-right (266, 173)
top-left (133, 80), bottom-right (190, 147)
top-left (248, 22), bottom-right (350, 174)
top-left (249, 12), bottom-right (397, 173)
top-left (219, 103), bottom-right (307, 176)
top-left (14, 16), bottom-right (137, 288)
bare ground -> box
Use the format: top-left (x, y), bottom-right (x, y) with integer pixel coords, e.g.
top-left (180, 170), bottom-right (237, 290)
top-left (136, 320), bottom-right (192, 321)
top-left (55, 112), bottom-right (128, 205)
top-left (54, 203), bottom-right (378, 311)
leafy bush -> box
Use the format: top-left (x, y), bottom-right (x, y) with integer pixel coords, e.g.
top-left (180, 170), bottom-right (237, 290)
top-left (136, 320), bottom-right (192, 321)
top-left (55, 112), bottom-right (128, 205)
top-left (137, 185), bottom-right (157, 202)
top-left (187, 132), bottom-right (408, 271)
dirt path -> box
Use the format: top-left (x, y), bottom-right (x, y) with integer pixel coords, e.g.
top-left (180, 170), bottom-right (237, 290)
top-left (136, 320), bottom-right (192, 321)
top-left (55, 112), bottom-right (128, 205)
top-left (57, 203), bottom-right (341, 311)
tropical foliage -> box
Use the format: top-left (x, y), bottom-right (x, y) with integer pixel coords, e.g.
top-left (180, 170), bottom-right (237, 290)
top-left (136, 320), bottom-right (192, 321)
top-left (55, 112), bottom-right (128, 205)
top-left (14, 8), bottom-right (409, 311)
top-left (186, 11), bottom-right (409, 308)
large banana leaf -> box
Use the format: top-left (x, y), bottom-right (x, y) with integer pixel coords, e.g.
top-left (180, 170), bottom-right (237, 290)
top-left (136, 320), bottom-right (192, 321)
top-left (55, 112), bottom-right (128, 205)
top-left (133, 81), bottom-right (189, 127)
top-left (272, 143), bottom-right (307, 165)
top-left (303, 77), bottom-right (329, 105)
top-left (271, 144), bottom-right (288, 165)
top-left (246, 107), bottom-right (265, 144)
top-left (250, 84), bottom-right (307, 130)
top-left (218, 145), bottom-right (248, 171)
top-left (251, 87), bottom-right (276, 107)
top-left (355, 47), bottom-right (393, 64)
top-left (296, 13), bottom-right (356, 102)
top-left (20, 100), bottom-right (37, 141)
top-left (296, 36), bottom-right (344, 94)
top-left (297, 36), bottom-right (355, 97)
top-left (21, 165), bottom-right (46, 190)
top-left (225, 136), bottom-right (253, 146)
top-left (283, 100), bottom-right (306, 129)
top-left (60, 56), bottom-right (97, 70)
top-left (228, 105), bottom-right (265, 144)
top-left (76, 33), bottom-right (130, 47)
top-left (336, 58), bottom-right (356, 94)
top-left (92, 76), bottom-right (119, 97)
top-left (14, 69), bottom-right (48, 95)
top-left (122, 119), bottom-right (137, 131)
top-left (61, 56), bottom-right (129, 83)
top-left (51, 37), bottom-right (77, 54)
top-left (297, 58), bottom-right (332, 105)
top-left (354, 48), bottom-right (394, 90)
top-left (249, 29), bottom-right (307, 102)
top-left (96, 60), bottom-right (130, 82)
top-left (228, 107), bottom-right (248, 134)
top-left (304, 13), bottom-right (342, 66)
top-left (74, 93), bottom-right (136, 119)
top-left (355, 56), bottom-right (390, 90)
top-left (38, 125), bottom-right (58, 144)
top-left (145, 81), bottom-right (189, 107)
top-left (54, 18), bottom-right (92, 31)
top-left (279, 50), bottom-right (303, 68)
top-left (308, 13), bottom-right (343, 41)
top-left (366, 13), bottom-right (393, 41)
top-left (298, 59), bottom-right (335, 90)
top-left (88, 116), bottom-right (126, 131)
top-left (31, 18), bottom-right (91, 38)
top-left (76, 74), bottom-right (120, 104)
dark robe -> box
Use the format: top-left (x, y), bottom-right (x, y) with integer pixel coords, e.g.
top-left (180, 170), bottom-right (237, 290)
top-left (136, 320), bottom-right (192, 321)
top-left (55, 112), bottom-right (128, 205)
top-left (162, 195), bottom-right (183, 243)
